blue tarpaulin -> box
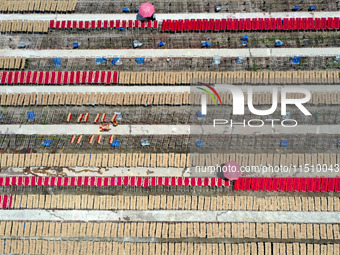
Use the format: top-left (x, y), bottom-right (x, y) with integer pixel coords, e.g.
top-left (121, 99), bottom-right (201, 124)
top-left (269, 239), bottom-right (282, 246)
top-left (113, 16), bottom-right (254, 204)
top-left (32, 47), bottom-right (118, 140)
top-left (111, 58), bottom-right (120, 65)
top-left (309, 5), bottom-right (317, 11)
top-left (196, 140), bottom-right (204, 147)
top-left (122, 7), bottom-right (130, 12)
top-left (27, 112), bottom-right (36, 120)
top-left (158, 41), bottom-right (165, 47)
top-left (241, 35), bottom-right (248, 46)
top-left (292, 6), bottom-right (300, 11)
top-left (280, 139), bottom-right (288, 147)
top-left (197, 111), bottom-right (206, 118)
top-left (275, 40), bottom-right (283, 47)
top-left (43, 139), bottom-right (52, 147)
top-left (53, 58), bottom-right (61, 67)
top-left (291, 56), bottom-right (301, 64)
top-left (202, 41), bottom-right (212, 47)
top-left (136, 58), bottom-right (145, 64)
top-left (73, 42), bottom-right (79, 48)
top-left (141, 139), bottom-right (150, 147)
top-left (111, 140), bottom-right (120, 147)
top-left (96, 57), bottom-right (107, 65)
top-left (235, 57), bottom-right (245, 64)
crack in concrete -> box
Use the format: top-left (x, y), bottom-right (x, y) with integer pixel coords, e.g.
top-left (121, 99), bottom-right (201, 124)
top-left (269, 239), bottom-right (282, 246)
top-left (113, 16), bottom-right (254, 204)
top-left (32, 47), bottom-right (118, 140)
top-left (181, 167), bottom-right (189, 177)
top-left (215, 211), bottom-right (228, 222)
top-left (199, 124), bottom-right (204, 135)
top-left (46, 210), bottom-right (66, 221)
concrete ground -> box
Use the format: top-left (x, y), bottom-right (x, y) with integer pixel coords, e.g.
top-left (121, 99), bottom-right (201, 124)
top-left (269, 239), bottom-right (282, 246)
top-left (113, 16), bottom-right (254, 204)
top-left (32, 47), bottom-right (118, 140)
top-left (2, 48), bottom-right (340, 59)
top-left (0, 210), bottom-right (339, 223)
top-left (1, 166), bottom-right (188, 177)
top-left (1, 12), bottom-right (340, 22)
top-left (1, 124), bottom-right (340, 135)
top-left (2, 165), bottom-right (339, 178)
top-left (0, 124), bottom-right (189, 135)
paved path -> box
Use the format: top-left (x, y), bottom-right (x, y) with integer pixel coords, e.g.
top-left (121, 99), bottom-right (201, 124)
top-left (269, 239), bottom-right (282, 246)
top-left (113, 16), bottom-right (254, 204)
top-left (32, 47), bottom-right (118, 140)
top-left (0, 85), bottom-right (339, 94)
top-left (1, 12), bottom-right (340, 22)
top-left (2, 166), bottom-right (338, 178)
top-left (0, 210), bottom-right (339, 223)
top-left (1, 124), bottom-right (340, 135)
top-left (1, 48), bottom-right (340, 59)
top-left (0, 124), bottom-right (189, 135)
top-left (1, 167), bottom-right (187, 177)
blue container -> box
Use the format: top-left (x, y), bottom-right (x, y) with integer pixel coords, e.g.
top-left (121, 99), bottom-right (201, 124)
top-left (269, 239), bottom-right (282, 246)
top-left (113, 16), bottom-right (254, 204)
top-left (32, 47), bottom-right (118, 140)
top-left (122, 7), bottom-right (130, 13)
top-left (96, 57), bottom-right (107, 65)
top-left (202, 41), bottom-right (212, 47)
top-left (53, 58), bottom-right (61, 67)
top-left (136, 58), bottom-right (145, 64)
top-left (292, 6), bottom-right (300, 11)
top-left (111, 58), bottom-right (120, 65)
top-left (27, 112), bottom-right (36, 121)
top-left (197, 111), bottom-right (206, 118)
top-left (196, 140), bottom-right (204, 147)
top-left (291, 56), bottom-right (301, 64)
top-left (111, 140), bottom-right (121, 147)
top-left (275, 40), bottom-right (283, 47)
top-left (309, 5), bottom-right (317, 11)
top-left (43, 139), bottom-right (52, 147)
top-left (241, 40), bottom-right (248, 46)
top-left (235, 57), bottom-right (245, 64)
top-left (280, 139), bottom-right (288, 147)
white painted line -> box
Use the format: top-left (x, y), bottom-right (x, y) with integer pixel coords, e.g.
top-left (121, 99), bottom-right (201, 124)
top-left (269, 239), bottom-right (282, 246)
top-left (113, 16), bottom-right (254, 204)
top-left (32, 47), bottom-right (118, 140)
top-left (0, 210), bottom-right (339, 223)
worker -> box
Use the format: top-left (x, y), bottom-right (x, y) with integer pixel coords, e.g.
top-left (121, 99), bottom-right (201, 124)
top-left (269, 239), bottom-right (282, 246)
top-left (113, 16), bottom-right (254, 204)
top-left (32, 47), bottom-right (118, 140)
top-left (113, 121), bottom-right (119, 127)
